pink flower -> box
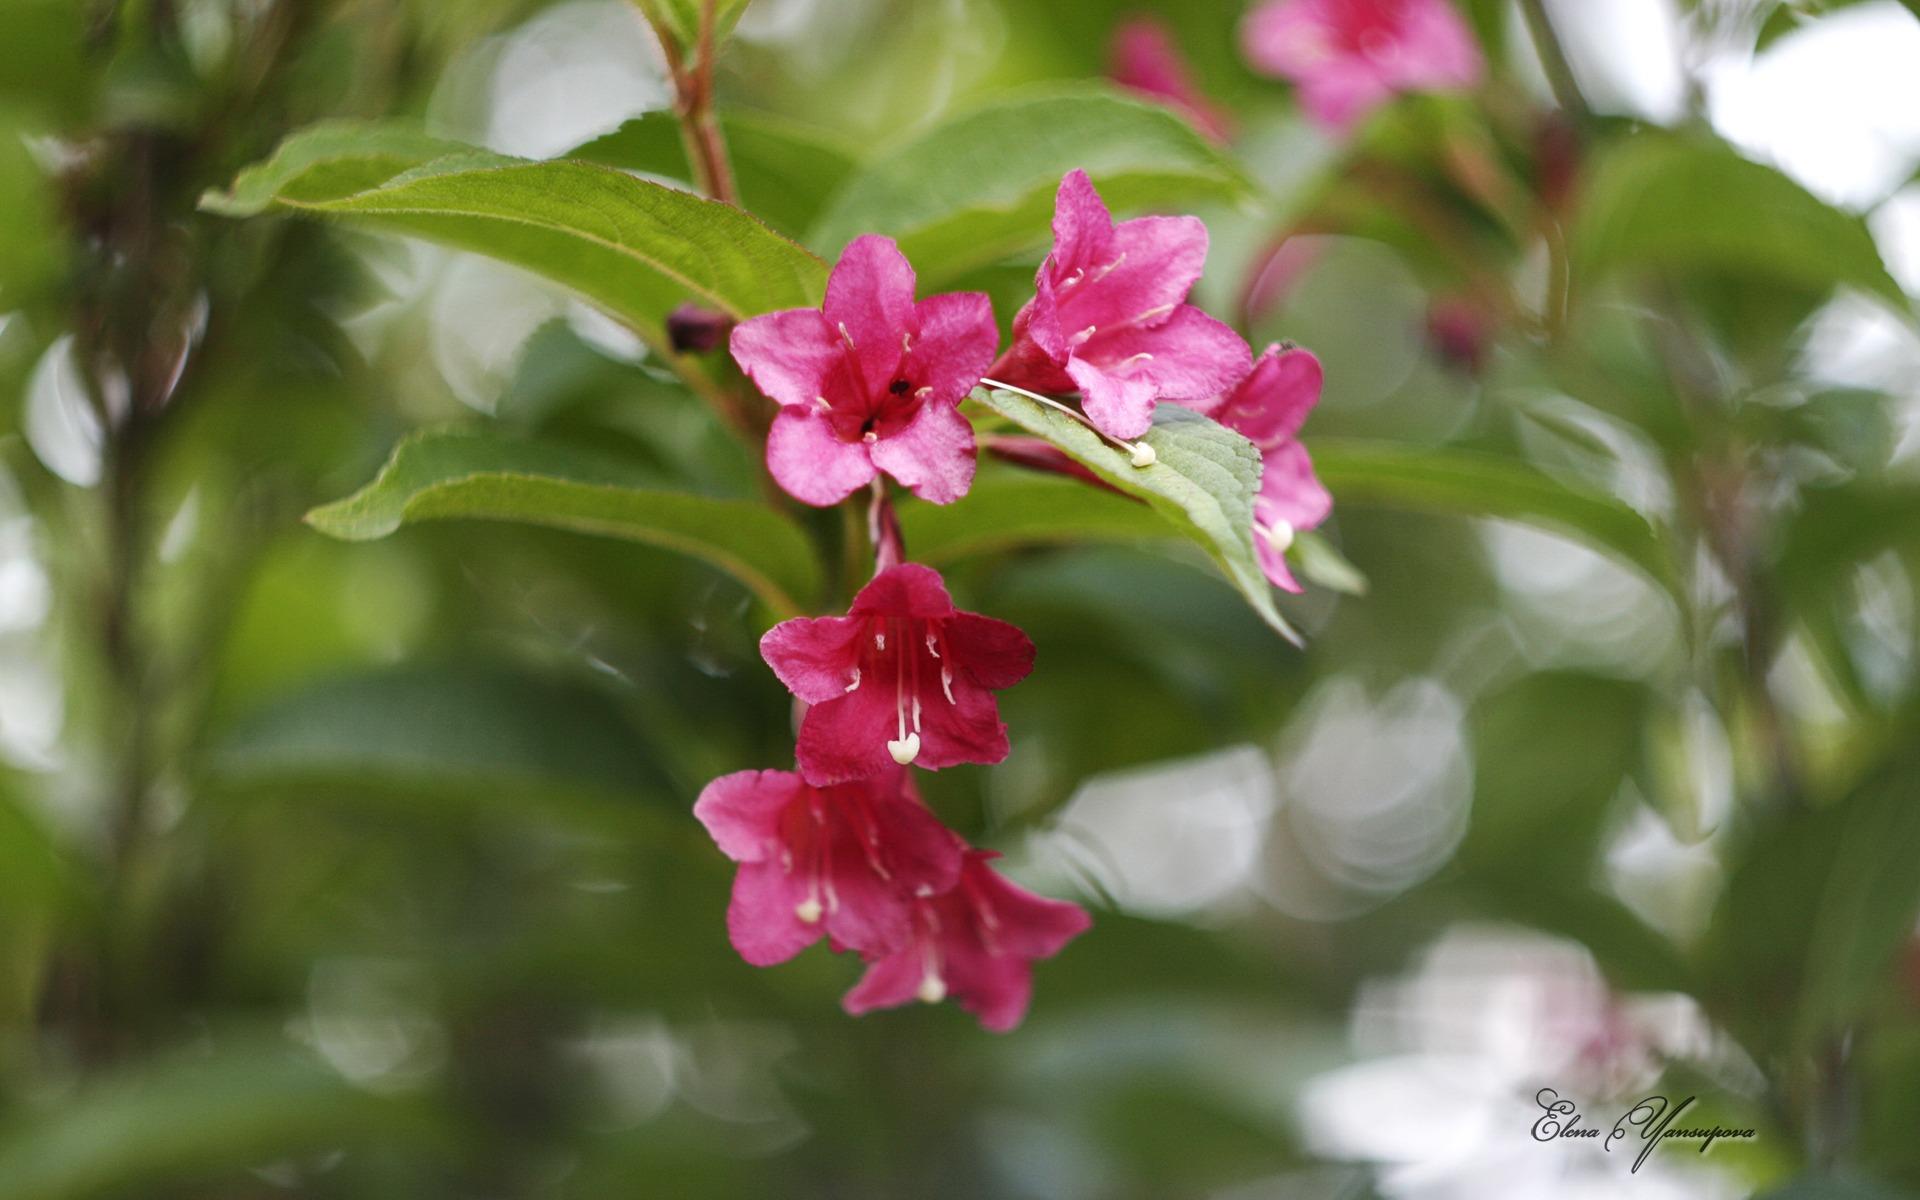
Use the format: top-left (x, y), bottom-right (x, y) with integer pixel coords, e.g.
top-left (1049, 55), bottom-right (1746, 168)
top-left (990, 170), bottom-right (1250, 442)
top-left (1196, 345), bottom-right (1331, 592)
top-left (761, 563), bottom-right (1034, 786)
top-left (843, 851), bottom-right (1091, 1032)
top-left (1108, 17), bottom-right (1233, 141)
top-left (730, 235), bottom-right (999, 506)
top-left (1241, 0), bottom-right (1485, 133)
top-left (694, 766), bottom-right (964, 965)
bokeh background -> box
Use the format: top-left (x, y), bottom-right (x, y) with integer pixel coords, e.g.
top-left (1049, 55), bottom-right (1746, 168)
top-left (3, 0), bottom-right (1920, 1196)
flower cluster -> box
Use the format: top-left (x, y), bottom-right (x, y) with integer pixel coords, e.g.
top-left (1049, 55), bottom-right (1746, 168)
top-left (697, 169), bottom-right (1333, 1030)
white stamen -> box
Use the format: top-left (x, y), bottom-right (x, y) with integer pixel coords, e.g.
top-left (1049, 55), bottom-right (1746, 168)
top-left (1060, 267), bottom-right (1085, 287)
top-left (911, 695), bottom-right (922, 732)
top-left (1134, 303), bottom-right (1175, 324)
top-left (1118, 352), bottom-right (1155, 368)
top-left (863, 431), bottom-right (878, 443)
top-left (1129, 441), bottom-right (1158, 468)
top-left (1071, 324), bottom-right (1098, 346)
top-left (1092, 251), bottom-right (1128, 282)
top-left (815, 396), bottom-right (832, 411)
top-left (844, 667), bottom-right (862, 693)
top-left (915, 386), bottom-right (932, 398)
top-left (838, 321), bottom-right (856, 349)
top-left (925, 632), bottom-right (940, 658)
top-left (795, 897), bottom-right (823, 923)
top-left (887, 732), bottom-right (921, 765)
top-left (902, 331), bottom-right (913, 353)
top-left (940, 667), bottom-right (954, 704)
top-left (1264, 519), bottom-right (1295, 555)
top-left (917, 972), bottom-right (947, 1004)
top-left (875, 632), bottom-right (886, 651)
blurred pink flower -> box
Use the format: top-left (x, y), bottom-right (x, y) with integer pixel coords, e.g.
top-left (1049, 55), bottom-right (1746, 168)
top-left (694, 766), bottom-right (964, 966)
top-left (991, 169), bottom-right (1250, 441)
top-left (760, 563), bottom-right (1035, 785)
top-left (1195, 345), bottom-right (1331, 591)
top-left (844, 851), bottom-right (1091, 1032)
top-left (1108, 17), bottom-right (1233, 140)
top-left (1241, 0), bottom-right (1484, 132)
top-left (730, 234), bottom-right (998, 506)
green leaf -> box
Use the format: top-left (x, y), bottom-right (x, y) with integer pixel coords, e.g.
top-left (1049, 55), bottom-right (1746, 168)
top-left (898, 471), bottom-right (1170, 564)
top-left (0, 1034), bottom-right (441, 1200)
top-left (810, 86), bottom-right (1254, 283)
top-left (1572, 135), bottom-right (1911, 315)
top-left (213, 665), bottom-right (671, 826)
top-left (1310, 439), bottom-right (1673, 588)
top-left (970, 389), bottom-right (1297, 642)
top-left (305, 428), bottom-right (820, 616)
top-left (1291, 530), bottom-right (1368, 596)
top-left (204, 122), bottom-right (826, 341)
top-left (569, 109), bottom-right (857, 238)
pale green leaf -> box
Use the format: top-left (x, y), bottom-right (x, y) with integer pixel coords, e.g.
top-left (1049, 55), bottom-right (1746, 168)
top-left (971, 389), bottom-right (1297, 641)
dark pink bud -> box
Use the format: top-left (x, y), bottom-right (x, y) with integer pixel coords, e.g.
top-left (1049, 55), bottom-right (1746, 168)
top-left (667, 303), bottom-right (733, 354)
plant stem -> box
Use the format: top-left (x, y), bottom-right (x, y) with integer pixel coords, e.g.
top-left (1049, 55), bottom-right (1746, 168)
top-left (1516, 0), bottom-right (1592, 124)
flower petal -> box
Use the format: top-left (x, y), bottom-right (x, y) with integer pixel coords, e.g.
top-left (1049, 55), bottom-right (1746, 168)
top-left (766, 407), bottom-right (877, 506)
top-left (1047, 169), bottom-right (1115, 281)
top-left (1112, 305), bottom-right (1253, 404)
top-left (851, 563), bottom-right (956, 620)
top-left (1056, 213), bottom-right (1209, 337)
top-left (1067, 355), bottom-right (1160, 441)
top-left (869, 398), bottom-right (977, 505)
top-left (760, 615), bottom-right (864, 704)
top-left (794, 682), bottom-right (899, 786)
top-left (729, 308), bottom-right (843, 410)
top-left (914, 673), bottom-right (1012, 772)
top-left (907, 292), bottom-right (999, 408)
top-left (1391, 0), bottom-right (1486, 90)
top-left (943, 613), bottom-right (1036, 691)
top-left (841, 944), bottom-right (925, 1016)
top-left (824, 234), bottom-right (918, 393)
top-left (970, 861), bottom-right (1093, 960)
top-left (726, 860), bottom-right (820, 966)
top-left (1258, 440), bottom-right (1333, 531)
top-left (693, 769), bottom-right (802, 863)
top-left (1209, 345), bottom-right (1324, 448)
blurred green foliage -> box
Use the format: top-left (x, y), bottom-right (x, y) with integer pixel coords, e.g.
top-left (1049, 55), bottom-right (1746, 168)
top-left (1, 0), bottom-right (1919, 1197)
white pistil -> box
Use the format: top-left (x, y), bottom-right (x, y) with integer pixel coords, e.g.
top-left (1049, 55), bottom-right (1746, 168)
top-left (795, 896), bottom-right (823, 924)
top-left (887, 733), bottom-right (921, 765)
top-left (917, 972), bottom-right (947, 1005)
top-left (978, 377), bottom-right (1159, 470)
top-left (863, 431), bottom-right (878, 443)
top-left (1263, 519), bottom-right (1295, 555)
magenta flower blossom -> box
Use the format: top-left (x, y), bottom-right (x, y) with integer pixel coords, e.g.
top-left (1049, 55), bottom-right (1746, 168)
top-left (761, 563), bottom-right (1034, 786)
top-left (694, 766), bottom-right (964, 966)
top-left (1196, 345), bottom-right (1331, 592)
top-left (1241, 0), bottom-right (1485, 133)
top-left (1108, 17), bottom-right (1233, 141)
top-left (844, 851), bottom-right (1091, 1032)
top-left (990, 170), bottom-right (1250, 442)
top-left (730, 235), bottom-right (998, 506)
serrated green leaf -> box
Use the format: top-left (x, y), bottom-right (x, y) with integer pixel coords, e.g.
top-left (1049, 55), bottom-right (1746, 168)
top-left (305, 429), bottom-right (819, 616)
top-left (971, 388), bottom-right (1297, 642)
top-left (1572, 135), bottom-right (1911, 315)
top-left (1311, 439), bottom-right (1673, 588)
top-left (569, 109), bottom-right (857, 238)
top-left (204, 122), bottom-right (825, 341)
top-left (810, 86), bottom-right (1254, 283)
